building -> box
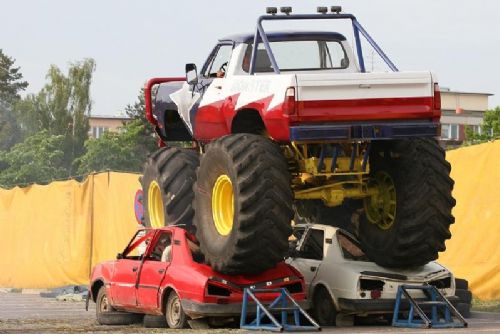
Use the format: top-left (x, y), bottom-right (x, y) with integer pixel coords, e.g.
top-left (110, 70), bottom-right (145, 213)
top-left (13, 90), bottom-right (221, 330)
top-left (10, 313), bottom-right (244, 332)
top-left (88, 115), bottom-right (131, 139)
top-left (440, 88), bottom-right (493, 146)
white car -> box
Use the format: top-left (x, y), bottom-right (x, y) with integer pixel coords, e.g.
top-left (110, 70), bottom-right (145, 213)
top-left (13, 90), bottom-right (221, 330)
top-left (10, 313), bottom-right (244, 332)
top-left (287, 224), bottom-right (457, 326)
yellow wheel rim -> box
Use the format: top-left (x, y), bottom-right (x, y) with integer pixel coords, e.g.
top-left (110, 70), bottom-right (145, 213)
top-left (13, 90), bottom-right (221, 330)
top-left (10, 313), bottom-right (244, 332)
top-left (364, 171), bottom-right (397, 230)
top-left (148, 180), bottom-right (165, 228)
top-left (212, 174), bottom-right (234, 236)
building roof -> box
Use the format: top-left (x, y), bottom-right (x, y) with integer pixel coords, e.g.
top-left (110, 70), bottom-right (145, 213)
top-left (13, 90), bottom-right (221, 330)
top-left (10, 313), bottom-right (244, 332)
top-left (440, 89), bottom-right (493, 96)
top-left (219, 31), bottom-right (347, 43)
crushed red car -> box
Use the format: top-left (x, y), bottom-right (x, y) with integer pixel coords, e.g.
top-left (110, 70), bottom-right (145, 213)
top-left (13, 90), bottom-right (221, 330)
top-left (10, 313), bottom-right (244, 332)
top-left (88, 226), bottom-right (306, 328)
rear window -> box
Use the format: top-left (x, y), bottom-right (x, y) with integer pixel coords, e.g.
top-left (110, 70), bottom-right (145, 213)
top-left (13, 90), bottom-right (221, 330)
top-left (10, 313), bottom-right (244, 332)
top-left (337, 231), bottom-right (370, 262)
top-left (243, 40), bottom-right (348, 73)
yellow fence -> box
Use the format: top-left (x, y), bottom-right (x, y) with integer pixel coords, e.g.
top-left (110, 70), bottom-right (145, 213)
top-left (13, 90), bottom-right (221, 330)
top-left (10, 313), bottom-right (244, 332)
top-left (0, 172), bottom-right (140, 288)
top-left (0, 141), bottom-right (499, 300)
top-left (438, 140), bottom-right (500, 300)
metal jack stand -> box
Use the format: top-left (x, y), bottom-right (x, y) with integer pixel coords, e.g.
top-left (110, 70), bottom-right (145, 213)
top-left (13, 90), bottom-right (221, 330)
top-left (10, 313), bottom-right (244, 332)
top-left (240, 288), bottom-right (320, 332)
top-left (392, 284), bottom-right (468, 329)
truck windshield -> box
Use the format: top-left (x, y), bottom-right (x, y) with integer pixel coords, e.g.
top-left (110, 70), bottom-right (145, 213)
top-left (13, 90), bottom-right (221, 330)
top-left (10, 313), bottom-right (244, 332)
top-left (337, 231), bottom-right (370, 262)
top-left (243, 40), bottom-right (348, 73)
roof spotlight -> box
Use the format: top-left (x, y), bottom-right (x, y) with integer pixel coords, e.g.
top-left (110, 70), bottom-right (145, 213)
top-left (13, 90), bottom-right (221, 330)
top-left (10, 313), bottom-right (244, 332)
top-left (317, 6), bottom-right (328, 14)
top-left (280, 6), bottom-right (292, 15)
top-left (266, 7), bottom-right (278, 15)
top-left (331, 6), bottom-right (342, 13)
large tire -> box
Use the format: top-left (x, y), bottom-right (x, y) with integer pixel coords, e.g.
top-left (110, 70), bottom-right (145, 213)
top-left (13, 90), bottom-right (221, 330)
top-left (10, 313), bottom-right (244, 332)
top-left (142, 147), bottom-right (199, 229)
top-left (358, 138), bottom-right (455, 267)
top-left (96, 288), bottom-right (142, 325)
top-left (194, 134), bottom-right (293, 275)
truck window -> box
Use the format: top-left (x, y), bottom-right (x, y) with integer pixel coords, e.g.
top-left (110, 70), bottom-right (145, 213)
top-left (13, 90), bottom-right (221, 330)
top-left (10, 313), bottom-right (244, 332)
top-left (204, 44), bottom-right (233, 78)
top-left (243, 40), bottom-right (348, 73)
top-left (300, 229), bottom-right (324, 260)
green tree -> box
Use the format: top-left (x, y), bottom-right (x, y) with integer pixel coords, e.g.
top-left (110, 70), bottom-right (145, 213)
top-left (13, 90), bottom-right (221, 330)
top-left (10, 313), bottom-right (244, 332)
top-left (465, 106), bottom-right (500, 144)
top-left (0, 130), bottom-right (66, 188)
top-left (0, 49), bottom-right (28, 150)
top-left (76, 118), bottom-right (156, 174)
top-left (15, 58), bottom-right (96, 172)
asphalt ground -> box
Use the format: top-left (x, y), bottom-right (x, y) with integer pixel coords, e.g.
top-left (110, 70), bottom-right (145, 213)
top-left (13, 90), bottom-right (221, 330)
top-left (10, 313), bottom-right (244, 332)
top-left (1, 292), bottom-right (500, 334)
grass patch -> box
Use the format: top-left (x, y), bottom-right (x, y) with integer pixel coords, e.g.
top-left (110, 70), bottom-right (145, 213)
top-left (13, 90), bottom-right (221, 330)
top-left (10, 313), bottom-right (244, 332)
top-left (472, 298), bottom-right (500, 312)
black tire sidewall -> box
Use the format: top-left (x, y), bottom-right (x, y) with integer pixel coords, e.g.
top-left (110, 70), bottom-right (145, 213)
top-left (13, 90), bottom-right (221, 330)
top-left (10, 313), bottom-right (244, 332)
top-left (312, 287), bottom-right (337, 326)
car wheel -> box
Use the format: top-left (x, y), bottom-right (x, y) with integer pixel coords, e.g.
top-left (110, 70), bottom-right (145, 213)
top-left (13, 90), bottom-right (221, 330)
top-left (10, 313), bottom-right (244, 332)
top-left (165, 291), bottom-right (187, 329)
top-left (96, 288), bottom-right (142, 325)
top-left (455, 278), bottom-right (469, 290)
top-left (312, 286), bottom-right (337, 326)
top-left (143, 314), bottom-right (167, 328)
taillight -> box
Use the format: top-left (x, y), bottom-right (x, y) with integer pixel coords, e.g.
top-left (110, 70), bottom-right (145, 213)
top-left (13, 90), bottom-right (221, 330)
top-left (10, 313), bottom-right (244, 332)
top-left (434, 83), bottom-right (441, 110)
top-left (283, 87), bottom-right (296, 115)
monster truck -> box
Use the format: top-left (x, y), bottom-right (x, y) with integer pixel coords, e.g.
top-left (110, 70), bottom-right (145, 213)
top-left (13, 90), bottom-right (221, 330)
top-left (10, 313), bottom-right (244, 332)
top-left (141, 7), bottom-right (455, 275)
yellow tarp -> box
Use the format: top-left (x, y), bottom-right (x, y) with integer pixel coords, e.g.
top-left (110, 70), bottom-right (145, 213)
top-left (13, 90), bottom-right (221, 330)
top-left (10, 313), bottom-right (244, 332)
top-left (0, 172), bottom-right (140, 288)
top-left (439, 140), bottom-right (500, 300)
top-left (0, 142), bottom-right (499, 300)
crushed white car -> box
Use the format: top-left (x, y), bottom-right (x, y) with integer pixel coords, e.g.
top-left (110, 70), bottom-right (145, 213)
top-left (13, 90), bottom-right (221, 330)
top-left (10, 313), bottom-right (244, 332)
top-left (287, 224), bottom-right (457, 326)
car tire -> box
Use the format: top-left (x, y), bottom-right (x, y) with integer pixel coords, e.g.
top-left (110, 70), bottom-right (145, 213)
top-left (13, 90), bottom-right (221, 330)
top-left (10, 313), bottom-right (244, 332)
top-left (142, 147), bottom-right (199, 230)
top-left (455, 288), bottom-right (472, 304)
top-left (455, 302), bottom-right (471, 318)
top-left (194, 134), bottom-right (293, 275)
top-left (358, 138), bottom-right (455, 267)
top-left (143, 314), bottom-right (167, 328)
top-left (312, 286), bottom-right (337, 326)
top-left (455, 278), bottom-right (469, 291)
top-left (165, 291), bottom-right (187, 329)
top-left (96, 288), bottom-right (142, 325)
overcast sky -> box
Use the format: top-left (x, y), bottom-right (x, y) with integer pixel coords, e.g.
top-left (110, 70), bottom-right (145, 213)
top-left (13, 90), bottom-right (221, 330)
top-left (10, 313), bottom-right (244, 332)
top-left (1, 0), bottom-right (498, 116)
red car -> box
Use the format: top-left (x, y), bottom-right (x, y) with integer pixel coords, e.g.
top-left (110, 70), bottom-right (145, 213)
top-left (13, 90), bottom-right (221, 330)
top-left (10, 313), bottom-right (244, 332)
top-left (88, 226), bottom-right (306, 328)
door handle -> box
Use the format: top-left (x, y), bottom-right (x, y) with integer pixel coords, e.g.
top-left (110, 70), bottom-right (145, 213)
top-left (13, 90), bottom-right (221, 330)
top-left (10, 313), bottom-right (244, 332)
top-left (158, 269), bottom-right (165, 274)
top-left (132, 267), bottom-right (138, 272)
top-left (214, 85), bottom-right (222, 90)
top-left (310, 266), bottom-right (317, 272)
top-left (359, 84), bottom-right (371, 89)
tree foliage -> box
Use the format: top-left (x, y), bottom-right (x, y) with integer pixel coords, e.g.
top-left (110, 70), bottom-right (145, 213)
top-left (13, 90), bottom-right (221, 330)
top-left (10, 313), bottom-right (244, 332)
top-left (14, 59), bottom-right (96, 172)
top-left (0, 50), bottom-right (28, 150)
top-left (0, 130), bottom-right (66, 187)
top-left (465, 106), bottom-right (500, 144)
top-left (76, 118), bottom-right (156, 174)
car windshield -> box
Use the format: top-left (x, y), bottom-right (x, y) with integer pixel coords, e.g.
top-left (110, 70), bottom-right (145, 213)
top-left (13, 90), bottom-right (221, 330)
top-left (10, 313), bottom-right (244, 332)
top-left (337, 231), bottom-right (370, 262)
top-left (243, 39), bottom-right (348, 72)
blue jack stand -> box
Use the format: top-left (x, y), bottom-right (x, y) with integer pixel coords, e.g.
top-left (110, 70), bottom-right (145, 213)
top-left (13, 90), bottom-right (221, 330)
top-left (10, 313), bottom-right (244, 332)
top-left (240, 288), bottom-right (320, 332)
top-left (392, 284), bottom-right (468, 329)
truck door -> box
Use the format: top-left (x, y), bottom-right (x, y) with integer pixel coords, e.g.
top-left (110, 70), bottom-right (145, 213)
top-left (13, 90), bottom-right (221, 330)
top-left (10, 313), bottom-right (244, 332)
top-left (291, 228), bottom-right (325, 295)
top-left (173, 43), bottom-right (234, 141)
top-left (136, 231), bottom-right (172, 310)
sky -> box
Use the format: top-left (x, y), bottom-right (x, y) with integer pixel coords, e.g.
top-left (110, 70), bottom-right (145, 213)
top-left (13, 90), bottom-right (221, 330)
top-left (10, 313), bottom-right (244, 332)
top-left (1, 0), bottom-right (499, 116)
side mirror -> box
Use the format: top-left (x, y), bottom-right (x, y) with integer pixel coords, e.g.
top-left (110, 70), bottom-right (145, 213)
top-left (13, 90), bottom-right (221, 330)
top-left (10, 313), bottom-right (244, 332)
top-left (185, 63), bottom-right (198, 85)
top-left (116, 253), bottom-right (123, 260)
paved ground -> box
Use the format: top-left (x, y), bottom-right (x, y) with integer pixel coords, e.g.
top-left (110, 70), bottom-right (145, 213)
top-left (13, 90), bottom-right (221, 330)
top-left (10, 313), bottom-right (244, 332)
top-left (1, 293), bottom-right (500, 333)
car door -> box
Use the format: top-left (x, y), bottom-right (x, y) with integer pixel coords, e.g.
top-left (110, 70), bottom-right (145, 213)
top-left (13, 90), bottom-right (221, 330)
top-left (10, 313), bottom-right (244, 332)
top-left (136, 231), bottom-right (172, 310)
top-left (290, 228), bottom-right (325, 295)
top-left (109, 229), bottom-right (155, 308)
